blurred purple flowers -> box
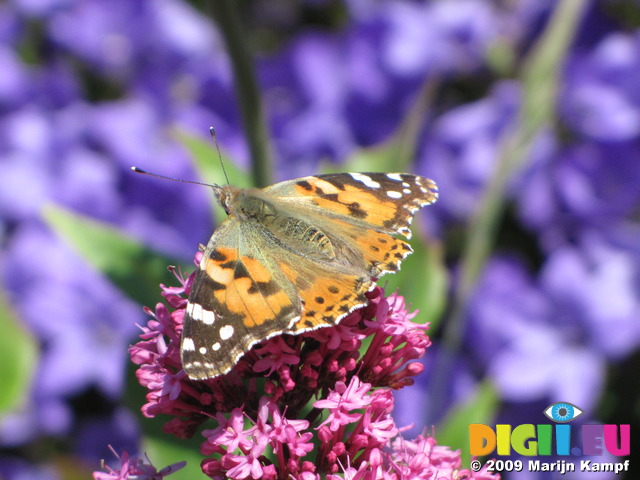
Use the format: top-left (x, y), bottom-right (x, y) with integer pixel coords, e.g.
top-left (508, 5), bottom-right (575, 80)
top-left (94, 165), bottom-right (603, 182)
top-left (1, 0), bottom-right (640, 479)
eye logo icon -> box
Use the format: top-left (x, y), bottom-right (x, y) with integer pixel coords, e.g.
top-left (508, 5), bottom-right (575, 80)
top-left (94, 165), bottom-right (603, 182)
top-left (544, 402), bottom-right (583, 423)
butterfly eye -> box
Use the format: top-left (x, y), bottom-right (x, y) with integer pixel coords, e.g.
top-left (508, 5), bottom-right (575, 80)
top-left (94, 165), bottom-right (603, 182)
top-left (543, 402), bottom-right (583, 423)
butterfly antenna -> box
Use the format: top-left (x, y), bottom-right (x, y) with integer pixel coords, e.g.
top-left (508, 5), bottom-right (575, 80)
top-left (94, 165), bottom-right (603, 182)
top-left (130, 166), bottom-right (220, 189)
top-left (209, 127), bottom-right (230, 186)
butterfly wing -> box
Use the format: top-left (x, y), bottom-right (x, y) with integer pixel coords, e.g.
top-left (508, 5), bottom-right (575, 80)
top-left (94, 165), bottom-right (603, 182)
top-left (181, 218), bottom-right (298, 379)
top-left (264, 173), bottom-right (438, 239)
top-left (181, 173), bottom-right (438, 380)
top-left (181, 219), bottom-right (375, 380)
top-left (264, 172), bottom-right (438, 278)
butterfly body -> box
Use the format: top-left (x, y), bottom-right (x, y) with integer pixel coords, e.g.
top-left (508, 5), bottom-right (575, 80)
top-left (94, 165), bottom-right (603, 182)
top-left (181, 173), bottom-right (438, 380)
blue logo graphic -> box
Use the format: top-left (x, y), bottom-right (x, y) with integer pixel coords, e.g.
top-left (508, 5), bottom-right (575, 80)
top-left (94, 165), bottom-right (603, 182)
top-left (544, 402), bottom-right (583, 423)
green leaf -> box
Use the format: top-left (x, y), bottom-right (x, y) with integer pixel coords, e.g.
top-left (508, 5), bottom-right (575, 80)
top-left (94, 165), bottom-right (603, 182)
top-left (453, 0), bottom-right (588, 303)
top-left (382, 232), bottom-right (447, 330)
top-left (42, 204), bottom-right (186, 308)
top-left (176, 129), bottom-right (251, 187)
top-left (435, 381), bottom-right (499, 464)
top-left (323, 142), bottom-right (402, 174)
top-left (0, 291), bottom-right (37, 415)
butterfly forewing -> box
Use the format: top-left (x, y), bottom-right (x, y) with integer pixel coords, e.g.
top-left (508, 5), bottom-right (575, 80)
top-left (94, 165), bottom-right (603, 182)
top-left (181, 222), bottom-right (301, 379)
top-left (181, 172), bottom-right (438, 380)
top-left (266, 172), bottom-right (438, 238)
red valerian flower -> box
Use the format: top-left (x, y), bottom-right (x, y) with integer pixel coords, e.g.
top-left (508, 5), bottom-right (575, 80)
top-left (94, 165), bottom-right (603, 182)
top-left (127, 255), bottom-right (430, 433)
top-left (119, 257), bottom-right (499, 479)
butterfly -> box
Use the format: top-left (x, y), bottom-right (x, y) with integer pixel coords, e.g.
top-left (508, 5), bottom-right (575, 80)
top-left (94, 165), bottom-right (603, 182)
top-left (181, 172), bottom-right (438, 380)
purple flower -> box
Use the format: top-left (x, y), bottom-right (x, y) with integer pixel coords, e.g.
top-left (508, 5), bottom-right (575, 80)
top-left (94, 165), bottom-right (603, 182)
top-left (0, 458), bottom-right (59, 480)
top-left (260, 33), bottom-right (361, 173)
top-left (516, 142), bottom-right (640, 250)
top-left (561, 32), bottom-right (640, 141)
top-left (13, 0), bottom-right (76, 18)
top-left (380, 0), bottom-right (499, 76)
top-left (393, 344), bottom-right (477, 434)
top-left (467, 256), bottom-right (607, 411)
top-left (0, 3), bottom-right (236, 466)
top-left (0, 45), bottom-right (31, 109)
top-left (0, 223), bottom-right (141, 447)
top-left (261, 0), bottom-right (524, 174)
top-left (540, 234), bottom-right (640, 360)
top-left (419, 81), bottom-right (520, 228)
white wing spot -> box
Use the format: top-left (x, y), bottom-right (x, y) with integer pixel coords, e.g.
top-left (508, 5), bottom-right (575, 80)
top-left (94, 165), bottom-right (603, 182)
top-left (186, 302), bottom-right (195, 316)
top-left (387, 173), bottom-right (403, 181)
top-left (402, 181), bottom-right (410, 188)
top-left (190, 303), bottom-right (203, 321)
top-left (387, 190), bottom-right (402, 199)
top-left (182, 338), bottom-right (195, 351)
top-left (212, 342), bottom-right (221, 351)
top-left (403, 188), bottom-right (411, 194)
top-left (202, 309), bottom-right (216, 325)
top-left (199, 346), bottom-right (207, 354)
top-left (350, 173), bottom-right (381, 188)
top-left (219, 325), bottom-right (234, 340)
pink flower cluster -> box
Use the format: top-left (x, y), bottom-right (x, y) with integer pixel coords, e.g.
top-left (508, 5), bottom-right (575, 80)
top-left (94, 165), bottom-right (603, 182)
top-left (198, 383), bottom-right (498, 480)
top-left (109, 259), bottom-right (499, 479)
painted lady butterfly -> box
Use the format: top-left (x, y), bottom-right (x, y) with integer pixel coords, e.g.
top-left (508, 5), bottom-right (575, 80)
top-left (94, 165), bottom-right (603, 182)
top-left (182, 172), bottom-right (438, 380)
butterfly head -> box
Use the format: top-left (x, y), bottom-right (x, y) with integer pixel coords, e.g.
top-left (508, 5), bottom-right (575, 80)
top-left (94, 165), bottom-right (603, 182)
top-left (211, 184), bottom-right (239, 216)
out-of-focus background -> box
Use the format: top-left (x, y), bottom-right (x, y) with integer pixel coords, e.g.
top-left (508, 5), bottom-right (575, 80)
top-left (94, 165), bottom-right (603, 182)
top-left (1, 0), bottom-right (639, 479)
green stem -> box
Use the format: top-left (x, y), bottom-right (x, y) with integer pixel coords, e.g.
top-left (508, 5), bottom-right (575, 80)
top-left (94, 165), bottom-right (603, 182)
top-left (430, 0), bottom-right (588, 419)
top-left (389, 77), bottom-right (439, 170)
top-left (210, 0), bottom-right (273, 188)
